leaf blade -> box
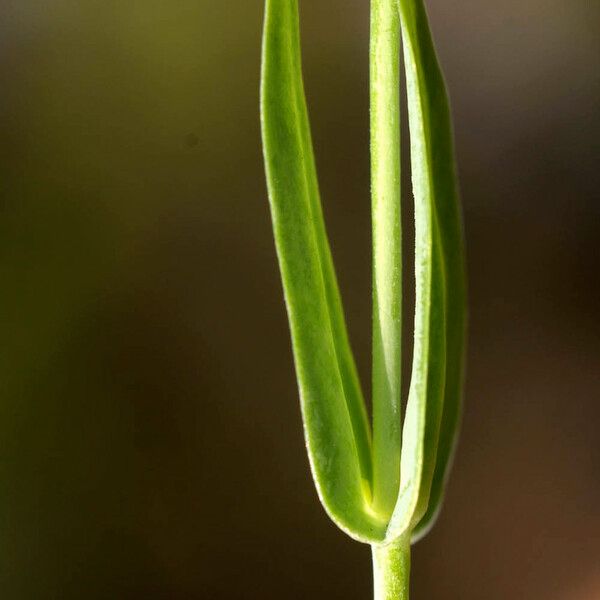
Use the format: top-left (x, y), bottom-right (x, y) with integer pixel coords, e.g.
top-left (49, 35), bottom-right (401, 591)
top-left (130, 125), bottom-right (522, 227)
top-left (385, 0), bottom-right (466, 542)
top-left (409, 0), bottom-right (467, 540)
top-left (399, 0), bottom-right (467, 543)
top-left (370, 0), bottom-right (403, 521)
top-left (260, 0), bottom-right (384, 542)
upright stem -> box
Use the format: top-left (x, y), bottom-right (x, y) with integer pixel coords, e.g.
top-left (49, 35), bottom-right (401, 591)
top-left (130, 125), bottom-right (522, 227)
top-left (372, 537), bottom-right (411, 600)
top-left (370, 0), bottom-right (402, 517)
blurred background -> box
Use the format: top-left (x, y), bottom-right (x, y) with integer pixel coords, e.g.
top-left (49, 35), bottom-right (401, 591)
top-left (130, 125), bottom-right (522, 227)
top-left (1, 1), bottom-right (598, 598)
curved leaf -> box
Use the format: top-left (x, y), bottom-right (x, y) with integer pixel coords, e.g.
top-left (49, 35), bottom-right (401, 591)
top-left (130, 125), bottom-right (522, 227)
top-left (385, 0), bottom-right (466, 542)
top-left (261, 0), bottom-right (385, 543)
top-left (408, 0), bottom-right (466, 542)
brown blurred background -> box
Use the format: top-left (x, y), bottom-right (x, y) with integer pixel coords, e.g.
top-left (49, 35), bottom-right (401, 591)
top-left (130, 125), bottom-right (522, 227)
top-left (1, 1), bottom-right (599, 598)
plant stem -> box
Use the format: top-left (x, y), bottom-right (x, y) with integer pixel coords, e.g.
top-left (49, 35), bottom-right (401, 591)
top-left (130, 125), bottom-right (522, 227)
top-left (370, 0), bottom-right (402, 518)
top-left (372, 537), bottom-right (411, 600)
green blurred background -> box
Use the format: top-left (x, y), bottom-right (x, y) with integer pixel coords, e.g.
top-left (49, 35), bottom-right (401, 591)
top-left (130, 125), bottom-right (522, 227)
top-left (1, 1), bottom-right (599, 598)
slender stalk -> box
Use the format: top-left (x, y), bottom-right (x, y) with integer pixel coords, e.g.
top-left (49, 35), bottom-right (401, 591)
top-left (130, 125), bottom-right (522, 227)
top-left (370, 0), bottom-right (402, 518)
top-left (372, 537), bottom-right (411, 600)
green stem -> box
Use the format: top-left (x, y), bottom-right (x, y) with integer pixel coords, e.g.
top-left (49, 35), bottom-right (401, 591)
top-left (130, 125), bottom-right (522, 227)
top-left (372, 537), bottom-right (411, 600)
top-left (370, 0), bottom-right (402, 517)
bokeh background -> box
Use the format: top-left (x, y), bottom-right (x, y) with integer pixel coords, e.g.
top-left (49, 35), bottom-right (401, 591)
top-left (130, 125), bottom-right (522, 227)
top-left (1, 1), bottom-right (599, 598)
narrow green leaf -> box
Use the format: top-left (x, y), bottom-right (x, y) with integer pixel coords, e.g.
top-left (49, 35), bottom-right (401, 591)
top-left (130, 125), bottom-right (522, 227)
top-left (370, 0), bottom-right (403, 521)
top-left (385, 0), bottom-right (466, 542)
top-left (407, 0), bottom-right (467, 542)
top-left (260, 0), bottom-right (385, 542)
